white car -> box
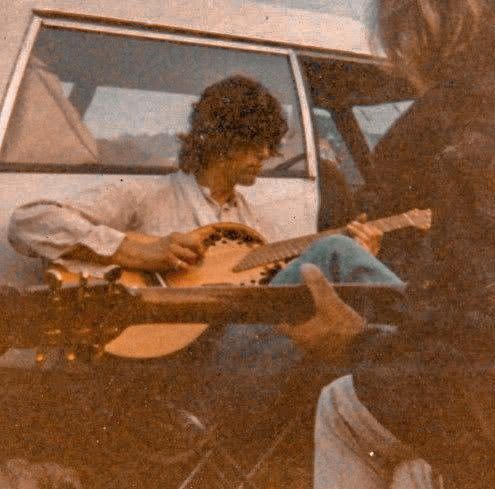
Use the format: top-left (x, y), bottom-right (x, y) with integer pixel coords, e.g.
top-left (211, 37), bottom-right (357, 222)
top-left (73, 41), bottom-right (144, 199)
top-left (0, 1), bottom-right (419, 485)
top-left (0, 0), bottom-right (414, 288)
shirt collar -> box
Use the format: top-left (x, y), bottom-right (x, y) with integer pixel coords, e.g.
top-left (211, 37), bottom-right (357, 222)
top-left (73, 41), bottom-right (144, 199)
top-left (195, 177), bottom-right (238, 208)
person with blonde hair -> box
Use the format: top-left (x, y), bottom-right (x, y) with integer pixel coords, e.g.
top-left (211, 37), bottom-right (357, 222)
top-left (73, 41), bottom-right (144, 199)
top-left (282, 0), bottom-right (495, 487)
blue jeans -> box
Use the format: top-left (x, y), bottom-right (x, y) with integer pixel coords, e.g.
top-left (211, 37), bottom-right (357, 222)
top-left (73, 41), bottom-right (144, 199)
top-left (204, 236), bottom-right (403, 416)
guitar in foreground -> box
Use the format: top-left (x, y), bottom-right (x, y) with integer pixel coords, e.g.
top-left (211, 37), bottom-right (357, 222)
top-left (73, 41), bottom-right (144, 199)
top-left (46, 209), bottom-right (430, 359)
top-left (0, 280), bottom-right (405, 361)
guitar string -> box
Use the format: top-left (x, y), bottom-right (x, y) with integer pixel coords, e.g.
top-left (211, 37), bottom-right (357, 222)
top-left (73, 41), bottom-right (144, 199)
top-left (236, 211), bottom-right (427, 270)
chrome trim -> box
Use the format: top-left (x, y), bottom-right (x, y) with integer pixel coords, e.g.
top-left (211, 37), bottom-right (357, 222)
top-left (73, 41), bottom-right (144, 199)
top-left (296, 49), bottom-right (386, 65)
top-left (0, 16), bottom-right (42, 152)
top-left (289, 51), bottom-right (317, 179)
top-left (41, 18), bottom-right (291, 55)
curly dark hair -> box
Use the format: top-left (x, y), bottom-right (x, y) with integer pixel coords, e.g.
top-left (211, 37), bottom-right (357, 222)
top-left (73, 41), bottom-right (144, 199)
top-left (178, 75), bottom-right (288, 175)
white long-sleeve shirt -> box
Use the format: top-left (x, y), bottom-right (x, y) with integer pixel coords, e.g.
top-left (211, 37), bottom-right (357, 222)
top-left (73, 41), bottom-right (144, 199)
top-left (8, 170), bottom-right (280, 277)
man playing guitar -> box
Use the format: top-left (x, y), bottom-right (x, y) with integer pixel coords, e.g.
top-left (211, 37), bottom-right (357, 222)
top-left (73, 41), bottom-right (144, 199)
top-left (9, 75), bottom-right (386, 278)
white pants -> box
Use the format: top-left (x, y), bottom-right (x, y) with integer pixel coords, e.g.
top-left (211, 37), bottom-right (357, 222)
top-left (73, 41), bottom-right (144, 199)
top-left (314, 375), bottom-right (441, 489)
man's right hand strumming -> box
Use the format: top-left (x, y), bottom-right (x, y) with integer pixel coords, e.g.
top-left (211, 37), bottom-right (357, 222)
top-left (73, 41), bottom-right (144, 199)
top-left (64, 227), bottom-right (213, 273)
top-left (112, 228), bottom-right (213, 272)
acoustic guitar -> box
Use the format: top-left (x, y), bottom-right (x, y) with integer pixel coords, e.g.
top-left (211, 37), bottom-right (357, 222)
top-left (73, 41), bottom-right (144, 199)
top-left (47, 209), bottom-right (431, 359)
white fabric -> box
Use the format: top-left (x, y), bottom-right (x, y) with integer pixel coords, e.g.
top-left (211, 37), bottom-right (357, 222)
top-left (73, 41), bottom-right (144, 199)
top-left (314, 375), bottom-right (439, 489)
top-left (8, 170), bottom-right (277, 277)
top-left (0, 57), bottom-right (99, 165)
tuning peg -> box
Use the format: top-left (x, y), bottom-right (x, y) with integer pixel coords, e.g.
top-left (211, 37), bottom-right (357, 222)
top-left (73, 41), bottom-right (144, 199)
top-left (65, 350), bottom-right (77, 362)
top-left (79, 271), bottom-right (89, 288)
top-left (35, 349), bottom-right (47, 364)
top-left (77, 271), bottom-right (90, 301)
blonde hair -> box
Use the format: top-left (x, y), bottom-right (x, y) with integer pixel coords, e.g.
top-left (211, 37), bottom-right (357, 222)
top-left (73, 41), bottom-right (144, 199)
top-left (373, 0), bottom-right (491, 90)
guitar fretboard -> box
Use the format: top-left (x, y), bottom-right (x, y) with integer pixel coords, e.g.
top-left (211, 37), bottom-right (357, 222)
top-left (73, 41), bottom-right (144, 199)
top-left (233, 210), bottom-right (429, 272)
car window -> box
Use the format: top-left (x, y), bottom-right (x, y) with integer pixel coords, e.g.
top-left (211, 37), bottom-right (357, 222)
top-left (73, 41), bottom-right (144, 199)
top-left (1, 27), bottom-right (306, 177)
top-left (352, 101), bottom-right (414, 149)
top-left (313, 107), bottom-right (364, 189)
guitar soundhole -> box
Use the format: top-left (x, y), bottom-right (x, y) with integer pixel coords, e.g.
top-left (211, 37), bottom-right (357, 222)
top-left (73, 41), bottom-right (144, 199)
top-left (223, 230), bottom-right (241, 240)
top-left (244, 235), bottom-right (263, 246)
top-left (203, 229), bottom-right (263, 249)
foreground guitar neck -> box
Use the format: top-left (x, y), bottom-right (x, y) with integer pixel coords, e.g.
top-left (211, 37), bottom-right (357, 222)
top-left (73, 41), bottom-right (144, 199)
top-left (0, 282), bottom-right (405, 354)
top-left (128, 282), bottom-right (406, 325)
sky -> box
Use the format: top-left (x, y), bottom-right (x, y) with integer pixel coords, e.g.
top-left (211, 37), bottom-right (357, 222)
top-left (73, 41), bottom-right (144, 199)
top-left (254, 0), bottom-right (374, 24)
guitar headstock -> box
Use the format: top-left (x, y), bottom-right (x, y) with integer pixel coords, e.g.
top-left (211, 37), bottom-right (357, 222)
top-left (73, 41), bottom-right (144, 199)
top-left (0, 273), bottom-right (138, 362)
top-left (405, 208), bottom-right (432, 231)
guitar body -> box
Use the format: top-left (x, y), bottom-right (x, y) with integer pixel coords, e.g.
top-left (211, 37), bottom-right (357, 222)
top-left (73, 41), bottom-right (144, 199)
top-left (165, 224), bottom-right (280, 288)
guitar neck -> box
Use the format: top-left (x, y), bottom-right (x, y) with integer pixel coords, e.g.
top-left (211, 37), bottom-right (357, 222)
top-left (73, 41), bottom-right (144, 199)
top-left (122, 282), bottom-right (406, 325)
top-left (234, 210), bottom-right (428, 272)
top-left (0, 282), bottom-right (405, 352)
top-left (123, 285), bottom-right (315, 325)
